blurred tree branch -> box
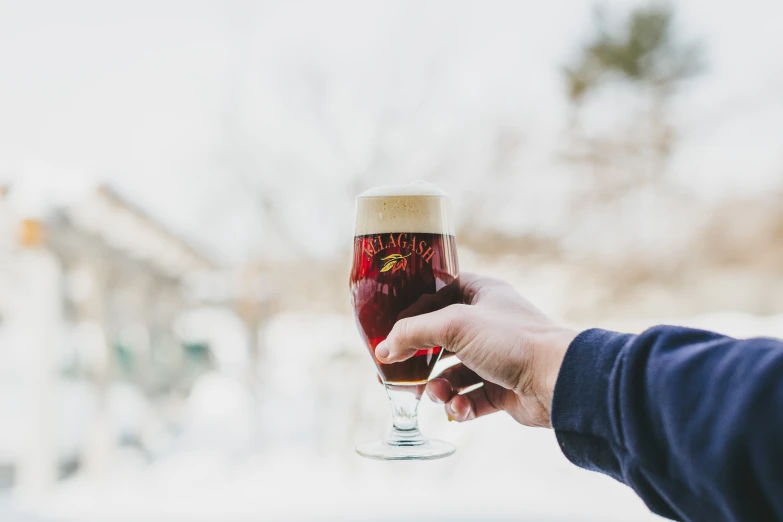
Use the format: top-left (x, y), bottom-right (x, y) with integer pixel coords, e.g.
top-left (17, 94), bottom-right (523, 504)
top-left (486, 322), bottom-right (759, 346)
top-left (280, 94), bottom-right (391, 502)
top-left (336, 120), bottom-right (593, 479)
top-left (563, 3), bottom-right (704, 204)
top-left (565, 4), bottom-right (703, 105)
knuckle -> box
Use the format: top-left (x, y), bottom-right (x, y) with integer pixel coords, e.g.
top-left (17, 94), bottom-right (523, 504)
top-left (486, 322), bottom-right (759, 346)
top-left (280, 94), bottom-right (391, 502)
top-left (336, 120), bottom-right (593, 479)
top-left (389, 318), bottom-right (410, 346)
top-left (443, 304), bottom-right (474, 349)
top-left (463, 275), bottom-right (512, 304)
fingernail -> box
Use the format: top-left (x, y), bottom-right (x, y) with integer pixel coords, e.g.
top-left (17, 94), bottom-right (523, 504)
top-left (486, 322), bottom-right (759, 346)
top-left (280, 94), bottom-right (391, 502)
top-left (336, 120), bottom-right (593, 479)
top-left (429, 393), bottom-right (444, 404)
top-left (375, 341), bottom-right (390, 360)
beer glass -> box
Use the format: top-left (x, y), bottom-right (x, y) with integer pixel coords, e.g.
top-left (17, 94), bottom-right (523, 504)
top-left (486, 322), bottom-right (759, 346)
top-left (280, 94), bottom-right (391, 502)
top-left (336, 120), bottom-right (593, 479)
top-left (350, 182), bottom-right (459, 460)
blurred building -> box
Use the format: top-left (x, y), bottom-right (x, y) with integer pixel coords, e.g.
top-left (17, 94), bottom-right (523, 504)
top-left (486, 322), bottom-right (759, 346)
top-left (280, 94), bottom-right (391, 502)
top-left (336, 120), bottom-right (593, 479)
top-left (47, 185), bottom-right (216, 390)
top-left (0, 185), bottom-right (217, 491)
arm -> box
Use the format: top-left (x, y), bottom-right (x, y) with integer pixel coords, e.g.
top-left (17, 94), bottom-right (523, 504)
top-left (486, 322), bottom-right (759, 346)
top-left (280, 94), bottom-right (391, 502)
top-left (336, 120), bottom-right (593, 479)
top-left (377, 274), bottom-right (783, 522)
top-left (553, 326), bottom-right (783, 521)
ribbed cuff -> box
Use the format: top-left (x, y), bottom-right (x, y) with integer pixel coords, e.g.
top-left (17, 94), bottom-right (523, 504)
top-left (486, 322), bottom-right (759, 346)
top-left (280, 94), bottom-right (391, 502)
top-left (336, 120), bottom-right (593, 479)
top-left (551, 328), bottom-right (634, 479)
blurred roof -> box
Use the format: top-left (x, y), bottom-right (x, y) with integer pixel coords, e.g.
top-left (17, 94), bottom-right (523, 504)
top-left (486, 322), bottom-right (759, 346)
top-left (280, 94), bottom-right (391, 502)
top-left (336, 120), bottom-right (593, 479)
top-left (36, 183), bottom-right (218, 277)
top-left (96, 184), bottom-right (216, 269)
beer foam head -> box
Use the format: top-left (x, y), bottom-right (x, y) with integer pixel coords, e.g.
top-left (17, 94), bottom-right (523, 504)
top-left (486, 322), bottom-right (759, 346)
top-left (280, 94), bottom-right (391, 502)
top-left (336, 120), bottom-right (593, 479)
top-left (355, 181), bottom-right (454, 235)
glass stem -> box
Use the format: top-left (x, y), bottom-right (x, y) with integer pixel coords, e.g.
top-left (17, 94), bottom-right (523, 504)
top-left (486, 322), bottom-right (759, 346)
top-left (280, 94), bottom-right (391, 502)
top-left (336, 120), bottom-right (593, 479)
top-left (385, 384), bottom-right (426, 446)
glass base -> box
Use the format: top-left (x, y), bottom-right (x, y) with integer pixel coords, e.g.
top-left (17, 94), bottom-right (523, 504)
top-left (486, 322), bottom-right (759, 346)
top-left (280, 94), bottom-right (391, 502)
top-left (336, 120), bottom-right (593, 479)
top-left (355, 439), bottom-right (456, 461)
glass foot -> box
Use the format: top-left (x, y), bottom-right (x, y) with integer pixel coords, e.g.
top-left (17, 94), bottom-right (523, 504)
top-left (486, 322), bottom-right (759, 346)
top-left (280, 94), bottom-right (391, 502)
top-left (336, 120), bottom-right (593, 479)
top-left (355, 439), bottom-right (456, 461)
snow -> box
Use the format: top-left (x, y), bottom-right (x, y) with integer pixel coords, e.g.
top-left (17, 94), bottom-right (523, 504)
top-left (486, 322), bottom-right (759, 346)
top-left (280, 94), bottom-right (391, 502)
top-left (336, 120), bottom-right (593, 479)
top-left (0, 312), bottom-right (671, 522)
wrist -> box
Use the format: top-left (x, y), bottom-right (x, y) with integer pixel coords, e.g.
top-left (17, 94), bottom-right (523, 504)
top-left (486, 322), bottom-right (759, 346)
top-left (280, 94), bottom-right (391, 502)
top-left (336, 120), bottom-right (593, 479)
top-left (536, 327), bottom-right (578, 427)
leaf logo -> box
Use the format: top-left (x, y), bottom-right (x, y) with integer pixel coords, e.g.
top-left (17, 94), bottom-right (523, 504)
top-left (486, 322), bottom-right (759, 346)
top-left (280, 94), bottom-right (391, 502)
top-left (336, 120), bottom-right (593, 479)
top-left (380, 253), bottom-right (411, 274)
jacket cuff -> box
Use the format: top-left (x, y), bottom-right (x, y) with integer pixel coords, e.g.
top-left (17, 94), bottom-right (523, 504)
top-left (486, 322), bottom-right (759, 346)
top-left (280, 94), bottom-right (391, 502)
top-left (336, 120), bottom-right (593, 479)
top-left (551, 328), bottom-right (633, 479)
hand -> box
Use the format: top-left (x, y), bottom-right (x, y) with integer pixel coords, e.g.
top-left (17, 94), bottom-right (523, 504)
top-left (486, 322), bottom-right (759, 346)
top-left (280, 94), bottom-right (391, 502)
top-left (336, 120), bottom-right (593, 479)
top-left (375, 273), bottom-right (577, 428)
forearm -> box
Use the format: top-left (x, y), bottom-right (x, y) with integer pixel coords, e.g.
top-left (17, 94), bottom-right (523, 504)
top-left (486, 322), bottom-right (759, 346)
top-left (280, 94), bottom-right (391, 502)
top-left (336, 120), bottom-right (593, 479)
top-left (551, 326), bottom-right (783, 521)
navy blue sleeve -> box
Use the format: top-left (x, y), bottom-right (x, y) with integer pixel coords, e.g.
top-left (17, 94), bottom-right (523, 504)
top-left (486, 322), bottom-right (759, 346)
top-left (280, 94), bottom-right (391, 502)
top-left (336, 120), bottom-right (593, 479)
top-left (551, 326), bottom-right (783, 522)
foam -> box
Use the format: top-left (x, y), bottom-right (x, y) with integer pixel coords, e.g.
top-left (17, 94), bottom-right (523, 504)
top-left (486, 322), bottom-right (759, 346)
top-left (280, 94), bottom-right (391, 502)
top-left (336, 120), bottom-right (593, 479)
top-left (354, 182), bottom-right (454, 235)
top-left (357, 181), bottom-right (446, 198)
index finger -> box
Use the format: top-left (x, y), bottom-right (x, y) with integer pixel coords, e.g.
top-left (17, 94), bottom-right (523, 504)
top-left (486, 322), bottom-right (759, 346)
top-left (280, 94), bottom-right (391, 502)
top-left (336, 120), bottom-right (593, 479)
top-left (376, 303), bottom-right (475, 364)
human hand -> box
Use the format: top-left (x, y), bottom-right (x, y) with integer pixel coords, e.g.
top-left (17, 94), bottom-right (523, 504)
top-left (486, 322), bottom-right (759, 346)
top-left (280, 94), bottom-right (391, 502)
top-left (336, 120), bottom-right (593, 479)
top-left (375, 273), bottom-right (576, 428)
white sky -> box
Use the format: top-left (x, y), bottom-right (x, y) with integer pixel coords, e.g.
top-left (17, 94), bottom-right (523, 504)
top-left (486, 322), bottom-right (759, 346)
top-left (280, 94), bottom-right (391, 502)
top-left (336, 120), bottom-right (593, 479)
top-left (1, 0), bottom-right (782, 261)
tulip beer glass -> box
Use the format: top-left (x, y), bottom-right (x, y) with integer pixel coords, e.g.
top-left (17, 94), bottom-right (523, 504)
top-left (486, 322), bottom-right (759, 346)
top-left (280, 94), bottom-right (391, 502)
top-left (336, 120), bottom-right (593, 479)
top-left (350, 182), bottom-right (459, 460)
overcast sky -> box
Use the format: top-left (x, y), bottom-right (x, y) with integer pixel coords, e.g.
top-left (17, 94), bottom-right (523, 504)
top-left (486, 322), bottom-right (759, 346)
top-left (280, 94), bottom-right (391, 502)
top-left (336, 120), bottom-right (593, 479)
top-left (1, 0), bottom-right (781, 261)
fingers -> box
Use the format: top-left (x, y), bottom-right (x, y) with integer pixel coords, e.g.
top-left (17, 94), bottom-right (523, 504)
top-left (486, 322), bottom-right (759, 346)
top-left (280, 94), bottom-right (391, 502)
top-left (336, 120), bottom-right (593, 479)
top-left (426, 363), bottom-right (483, 404)
top-left (446, 382), bottom-right (505, 422)
top-left (375, 304), bottom-right (474, 363)
top-left (375, 273), bottom-right (511, 363)
top-left (396, 279), bottom-right (461, 321)
top-left (459, 272), bottom-right (511, 305)
top-left (426, 363), bottom-right (504, 422)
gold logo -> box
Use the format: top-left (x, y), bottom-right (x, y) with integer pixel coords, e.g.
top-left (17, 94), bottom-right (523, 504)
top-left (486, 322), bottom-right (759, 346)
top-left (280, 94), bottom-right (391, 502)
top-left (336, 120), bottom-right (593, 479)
top-left (363, 233), bottom-right (436, 265)
top-left (380, 253), bottom-right (411, 273)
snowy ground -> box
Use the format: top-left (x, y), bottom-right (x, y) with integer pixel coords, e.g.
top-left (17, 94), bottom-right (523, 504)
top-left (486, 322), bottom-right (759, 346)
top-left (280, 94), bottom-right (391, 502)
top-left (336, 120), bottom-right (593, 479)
top-left (5, 309), bottom-right (781, 522)
top-left (6, 420), bottom-right (662, 522)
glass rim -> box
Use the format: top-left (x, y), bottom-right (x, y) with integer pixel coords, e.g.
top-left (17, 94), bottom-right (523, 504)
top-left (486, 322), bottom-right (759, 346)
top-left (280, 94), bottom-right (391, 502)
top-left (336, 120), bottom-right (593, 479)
top-left (355, 193), bottom-right (449, 199)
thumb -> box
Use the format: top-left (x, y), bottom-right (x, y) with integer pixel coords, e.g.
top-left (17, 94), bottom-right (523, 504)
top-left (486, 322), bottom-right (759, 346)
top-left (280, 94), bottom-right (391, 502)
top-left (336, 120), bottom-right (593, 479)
top-left (376, 304), bottom-right (472, 364)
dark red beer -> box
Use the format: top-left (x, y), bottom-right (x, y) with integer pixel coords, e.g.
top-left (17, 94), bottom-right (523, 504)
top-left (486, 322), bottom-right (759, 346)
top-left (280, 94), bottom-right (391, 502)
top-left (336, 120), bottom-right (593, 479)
top-left (350, 231), bottom-right (459, 384)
